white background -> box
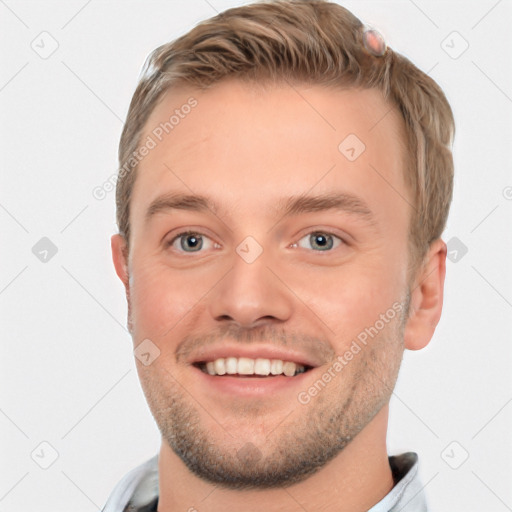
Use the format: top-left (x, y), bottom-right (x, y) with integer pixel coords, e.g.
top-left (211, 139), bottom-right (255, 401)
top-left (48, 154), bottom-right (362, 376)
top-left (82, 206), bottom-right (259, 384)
top-left (1, 0), bottom-right (511, 511)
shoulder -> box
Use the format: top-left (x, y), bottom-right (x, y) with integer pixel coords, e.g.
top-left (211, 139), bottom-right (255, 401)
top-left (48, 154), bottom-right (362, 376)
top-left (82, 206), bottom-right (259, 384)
top-left (102, 455), bottom-right (159, 512)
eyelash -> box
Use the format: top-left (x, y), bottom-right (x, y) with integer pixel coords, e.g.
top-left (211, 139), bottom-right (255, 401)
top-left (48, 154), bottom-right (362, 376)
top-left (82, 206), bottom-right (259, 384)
top-left (166, 230), bottom-right (345, 254)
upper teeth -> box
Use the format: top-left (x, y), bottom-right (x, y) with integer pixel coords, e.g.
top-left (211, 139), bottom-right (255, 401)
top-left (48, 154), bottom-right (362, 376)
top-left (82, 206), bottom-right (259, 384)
top-left (202, 357), bottom-right (306, 376)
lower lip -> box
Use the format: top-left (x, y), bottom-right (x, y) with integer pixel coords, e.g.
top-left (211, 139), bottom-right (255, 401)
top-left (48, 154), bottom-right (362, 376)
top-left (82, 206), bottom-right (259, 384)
top-left (192, 365), bottom-right (314, 397)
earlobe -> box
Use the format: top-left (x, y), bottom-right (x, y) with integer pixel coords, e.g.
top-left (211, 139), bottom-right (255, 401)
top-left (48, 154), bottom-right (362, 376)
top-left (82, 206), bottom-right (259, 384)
top-left (403, 238), bottom-right (447, 351)
top-left (111, 234), bottom-right (130, 289)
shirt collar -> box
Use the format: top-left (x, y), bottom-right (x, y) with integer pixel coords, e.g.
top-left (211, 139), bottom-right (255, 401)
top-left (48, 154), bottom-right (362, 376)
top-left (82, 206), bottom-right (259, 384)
top-left (368, 452), bottom-right (428, 512)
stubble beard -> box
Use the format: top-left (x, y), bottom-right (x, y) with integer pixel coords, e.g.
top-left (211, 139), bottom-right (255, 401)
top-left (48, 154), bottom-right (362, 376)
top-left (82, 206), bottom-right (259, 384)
top-left (137, 295), bottom-right (409, 490)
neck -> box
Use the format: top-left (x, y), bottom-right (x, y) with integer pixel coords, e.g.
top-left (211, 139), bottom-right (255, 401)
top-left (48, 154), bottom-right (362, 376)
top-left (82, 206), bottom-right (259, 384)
top-left (157, 406), bottom-right (393, 512)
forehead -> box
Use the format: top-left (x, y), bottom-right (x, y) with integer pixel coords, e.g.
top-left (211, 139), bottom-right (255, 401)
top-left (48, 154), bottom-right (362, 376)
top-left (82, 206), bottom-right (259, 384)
top-left (130, 79), bottom-right (410, 231)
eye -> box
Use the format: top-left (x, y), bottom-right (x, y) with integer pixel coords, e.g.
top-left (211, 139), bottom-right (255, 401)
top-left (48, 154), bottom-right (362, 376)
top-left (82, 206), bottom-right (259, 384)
top-left (294, 231), bottom-right (343, 252)
top-left (167, 231), bottom-right (218, 253)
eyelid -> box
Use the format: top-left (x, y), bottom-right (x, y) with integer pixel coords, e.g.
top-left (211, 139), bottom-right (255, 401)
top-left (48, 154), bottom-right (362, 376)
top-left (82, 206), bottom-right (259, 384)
top-left (293, 230), bottom-right (346, 251)
top-left (165, 228), bottom-right (349, 254)
top-left (164, 226), bottom-right (216, 245)
top-left (166, 230), bottom-right (218, 253)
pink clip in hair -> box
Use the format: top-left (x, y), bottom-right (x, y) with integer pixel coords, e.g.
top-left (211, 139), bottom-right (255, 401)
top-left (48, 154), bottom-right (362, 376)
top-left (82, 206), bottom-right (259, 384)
top-left (362, 27), bottom-right (387, 57)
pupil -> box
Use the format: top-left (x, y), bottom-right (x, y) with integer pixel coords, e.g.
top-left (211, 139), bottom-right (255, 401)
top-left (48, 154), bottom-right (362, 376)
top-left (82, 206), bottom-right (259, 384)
top-left (311, 233), bottom-right (332, 250)
top-left (182, 234), bottom-right (202, 251)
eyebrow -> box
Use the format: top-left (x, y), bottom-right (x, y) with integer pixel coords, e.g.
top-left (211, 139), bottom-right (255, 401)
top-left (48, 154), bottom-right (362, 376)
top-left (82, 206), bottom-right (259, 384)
top-left (145, 191), bottom-right (376, 226)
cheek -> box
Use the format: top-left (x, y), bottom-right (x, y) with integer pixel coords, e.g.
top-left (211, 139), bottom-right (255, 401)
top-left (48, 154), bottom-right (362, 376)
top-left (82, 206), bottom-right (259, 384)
top-left (303, 260), bottom-right (407, 343)
top-left (128, 263), bottom-right (201, 338)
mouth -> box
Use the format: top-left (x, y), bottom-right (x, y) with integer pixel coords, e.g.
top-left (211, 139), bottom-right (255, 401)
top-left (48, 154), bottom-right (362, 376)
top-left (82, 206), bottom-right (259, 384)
top-left (193, 357), bottom-right (314, 378)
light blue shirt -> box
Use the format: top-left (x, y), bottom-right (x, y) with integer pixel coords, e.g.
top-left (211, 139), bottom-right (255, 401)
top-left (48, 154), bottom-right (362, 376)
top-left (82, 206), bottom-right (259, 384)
top-left (102, 452), bottom-right (428, 512)
top-left (369, 452), bottom-right (428, 511)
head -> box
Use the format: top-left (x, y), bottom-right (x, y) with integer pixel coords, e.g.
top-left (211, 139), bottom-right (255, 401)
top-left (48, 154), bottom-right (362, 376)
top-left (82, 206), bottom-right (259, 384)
top-left (111, 0), bottom-right (454, 489)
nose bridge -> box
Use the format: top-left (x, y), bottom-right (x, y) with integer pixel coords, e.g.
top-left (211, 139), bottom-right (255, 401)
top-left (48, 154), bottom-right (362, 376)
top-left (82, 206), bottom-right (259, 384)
top-left (208, 240), bottom-right (293, 327)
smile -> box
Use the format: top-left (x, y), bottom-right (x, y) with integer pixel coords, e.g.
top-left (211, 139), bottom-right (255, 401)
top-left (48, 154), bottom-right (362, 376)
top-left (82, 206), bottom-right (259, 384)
top-left (194, 357), bottom-right (312, 377)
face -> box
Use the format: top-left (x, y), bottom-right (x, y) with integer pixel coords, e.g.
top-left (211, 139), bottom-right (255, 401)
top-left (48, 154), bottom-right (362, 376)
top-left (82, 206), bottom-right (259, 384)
top-left (118, 80), bottom-right (414, 488)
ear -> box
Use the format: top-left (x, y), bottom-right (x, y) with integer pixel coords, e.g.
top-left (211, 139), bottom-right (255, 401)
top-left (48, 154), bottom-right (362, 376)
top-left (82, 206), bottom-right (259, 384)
top-left (111, 234), bottom-right (130, 289)
top-left (111, 234), bottom-right (133, 333)
top-left (403, 238), bottom-right (447, 351)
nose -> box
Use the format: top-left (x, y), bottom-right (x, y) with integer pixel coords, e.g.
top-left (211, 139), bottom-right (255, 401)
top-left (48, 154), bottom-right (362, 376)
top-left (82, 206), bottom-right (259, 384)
top-left (208, 246), bottom-right (293, 329)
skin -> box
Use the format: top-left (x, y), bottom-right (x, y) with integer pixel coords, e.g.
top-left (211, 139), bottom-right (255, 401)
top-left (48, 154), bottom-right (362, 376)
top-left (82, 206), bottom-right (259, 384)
top-left (111, 79), bottom-right (447, 512)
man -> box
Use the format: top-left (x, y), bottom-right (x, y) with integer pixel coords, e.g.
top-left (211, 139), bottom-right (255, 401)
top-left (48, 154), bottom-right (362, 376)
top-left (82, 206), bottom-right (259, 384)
top-left (105, 0), bottom-right (454, 510)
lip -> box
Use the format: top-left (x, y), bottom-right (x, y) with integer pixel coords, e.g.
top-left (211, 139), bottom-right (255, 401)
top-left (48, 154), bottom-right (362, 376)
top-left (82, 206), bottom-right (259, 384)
top-left (191, 363), bottom-right (315, 397)
top-left (187, 344), bottom-right (323, 368)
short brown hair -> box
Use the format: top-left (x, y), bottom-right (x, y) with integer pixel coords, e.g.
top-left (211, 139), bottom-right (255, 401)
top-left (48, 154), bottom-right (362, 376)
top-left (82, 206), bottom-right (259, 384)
top-left (116, 0), bottom-right (455, 273)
